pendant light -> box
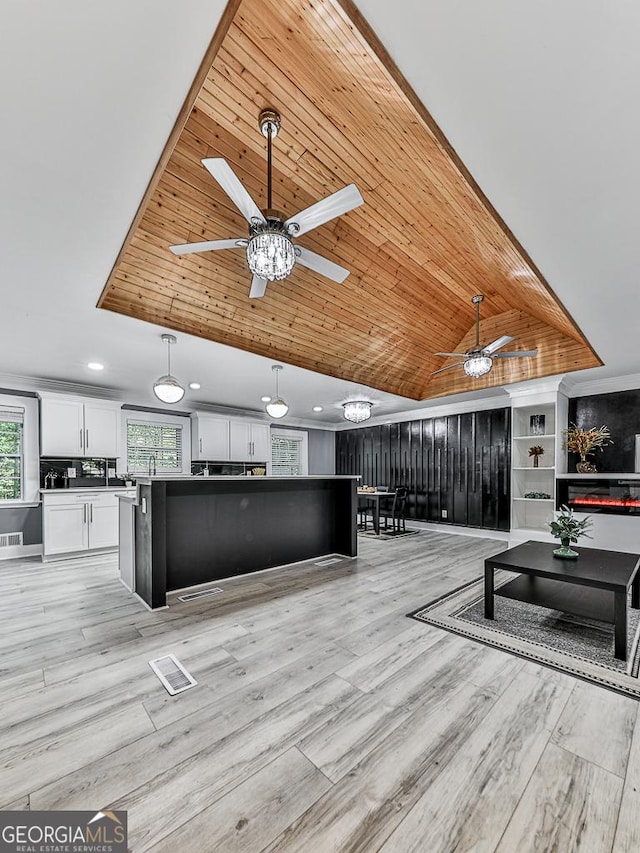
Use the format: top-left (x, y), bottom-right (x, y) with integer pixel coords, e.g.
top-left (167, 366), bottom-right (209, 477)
top-left (153, 334), bottom-right (185, 404)
top-left (265, 365), bottom-right (288, 419)
top-left (342, 400), bottom-right (372, 423)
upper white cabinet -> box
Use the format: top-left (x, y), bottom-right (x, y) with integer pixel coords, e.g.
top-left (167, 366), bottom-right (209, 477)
top-left (229, 420), bottom-right (271, 462)
top-left (191, 414), bottom-right (230, 461)
top-left (40, 394), bottom-right (120, 457)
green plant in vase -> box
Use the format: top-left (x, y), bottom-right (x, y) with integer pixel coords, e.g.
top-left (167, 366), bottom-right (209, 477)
top-left (528, 445), bottom-right (544, 468)
top-left (563, 423), bottom-right (612, 473)
top-left (548, 504), bottom-right (592, 559)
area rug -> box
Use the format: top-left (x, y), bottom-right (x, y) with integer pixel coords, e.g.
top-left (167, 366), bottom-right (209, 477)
top-left (358, 528), bottom-right (421, 541)
top-left (408, 571), bottom-right (640, 699)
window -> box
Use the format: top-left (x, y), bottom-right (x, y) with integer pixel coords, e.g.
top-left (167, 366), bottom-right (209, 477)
top-left (271, 429), bottom-right (308, 476)
top-left (126, 420), bottom-right (183, 473)
top-left (0, 407), bottom-right (24, 501)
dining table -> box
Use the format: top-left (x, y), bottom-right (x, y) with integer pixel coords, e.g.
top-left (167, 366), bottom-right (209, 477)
top-left (357, 489), bottom-right (396, 535)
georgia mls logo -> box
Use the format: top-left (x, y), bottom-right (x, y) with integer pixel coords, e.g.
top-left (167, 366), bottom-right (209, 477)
top-left (0, 809), bottom-right (128, 853)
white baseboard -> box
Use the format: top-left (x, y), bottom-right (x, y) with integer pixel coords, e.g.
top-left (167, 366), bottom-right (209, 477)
top-left (0, 543), bottom-right (42, 561)
top-left (409, 520), bottom-right (509, 541)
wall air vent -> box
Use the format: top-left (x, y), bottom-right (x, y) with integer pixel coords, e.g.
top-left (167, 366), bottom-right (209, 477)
top-left (148, 654), bottom-right (197, 695)
top-left (0, 532), bottom-right (23, 548)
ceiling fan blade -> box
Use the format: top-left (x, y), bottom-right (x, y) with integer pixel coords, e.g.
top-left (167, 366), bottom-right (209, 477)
top-left (431, 362), bottom-right (466, 376)
top-left (482, 335), bottom-right (515, 355)
top-left (434, 352), bottom-right (469, 357)
top-left (169, 238), bottom-right (245, 256)
top-left (284, 184), bottom-right (364, 237)
top-left (295, 246), bottom-right (350, 283)
top-left (201, 158), bottom-right (266, 225)
top-left (249, 275), bottom-right (268, 299)
top-left (494, 349), bottom-right (538, 359)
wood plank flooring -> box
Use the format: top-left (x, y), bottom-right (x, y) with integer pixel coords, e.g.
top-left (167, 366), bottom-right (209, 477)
top-left (1, 529), bottom-right (638, 852)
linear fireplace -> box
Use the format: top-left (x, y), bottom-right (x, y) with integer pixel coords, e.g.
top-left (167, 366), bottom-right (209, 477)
top-left (557, 478), bottom-right (640, 515)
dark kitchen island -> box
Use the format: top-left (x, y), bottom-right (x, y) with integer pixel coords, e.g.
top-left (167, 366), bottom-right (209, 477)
top-left (133, 475), bottom-right (359, 609)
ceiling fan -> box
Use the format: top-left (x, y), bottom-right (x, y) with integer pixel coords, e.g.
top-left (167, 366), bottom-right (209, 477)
top-left (169, 108), bottom-right (364, 299)
top-left (432, 294), bottom-right (538, 378)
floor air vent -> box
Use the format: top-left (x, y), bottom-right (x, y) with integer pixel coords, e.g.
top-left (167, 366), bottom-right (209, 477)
top-left (0, 532), bottom-right (23, 548)
top-left (315, 557), bottom-right (342, 566)
top-left (148, 654), bottom-right (197, 695)
top-left (178, 587), bottom-right (223, 602)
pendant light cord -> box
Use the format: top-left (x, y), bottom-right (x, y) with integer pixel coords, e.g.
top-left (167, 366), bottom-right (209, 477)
top-left (475, 299), bottom-right (480, 348)
top-left (167, 337), bottom-right (172, 376)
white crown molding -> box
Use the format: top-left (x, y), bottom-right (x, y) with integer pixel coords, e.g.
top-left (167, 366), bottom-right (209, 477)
top-left (562, 371), bottom-right (640, 399)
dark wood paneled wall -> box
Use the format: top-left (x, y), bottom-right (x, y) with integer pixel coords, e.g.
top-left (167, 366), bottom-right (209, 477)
top-left (336, 408), bottom-right (511, 531)
top-left (569, 389), bottom-right (640, 473)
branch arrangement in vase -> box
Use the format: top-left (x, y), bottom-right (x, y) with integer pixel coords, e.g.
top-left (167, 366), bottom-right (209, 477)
top-left (563, 423), bottom-right (612, 473)
top-left (528, 445), bottom-right (544, 468)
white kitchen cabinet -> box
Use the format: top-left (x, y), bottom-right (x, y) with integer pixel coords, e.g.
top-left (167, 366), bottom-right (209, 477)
top-left (43, 490), bottom-right (126, 557)
top-left (250, 423), bottom-right (271, 461)
top-left (229, 420), bottom-right (271, 462)
top-left (40, 394), bottom-right (120, 457)
top-left (190, 414), bottom-right (230, 460)
top-left (43, 502), bottom-right (88, 554)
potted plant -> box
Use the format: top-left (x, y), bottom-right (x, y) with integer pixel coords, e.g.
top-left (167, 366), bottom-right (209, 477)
top-left (528, 445), bottom-right (544, 468)
top-left (119, 473), bottom-right (135, 487)
top-left (563, 423), bottom-right (612, 473)
top-left (548, 504), bottom-right (592, 559)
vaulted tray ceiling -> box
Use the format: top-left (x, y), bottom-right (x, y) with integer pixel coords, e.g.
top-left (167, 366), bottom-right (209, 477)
top-left (99, 0), bottom-right (601, 401)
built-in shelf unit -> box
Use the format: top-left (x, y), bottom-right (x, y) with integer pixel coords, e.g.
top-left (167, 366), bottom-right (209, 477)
top-left (509, 383), bottom-right (568, 544)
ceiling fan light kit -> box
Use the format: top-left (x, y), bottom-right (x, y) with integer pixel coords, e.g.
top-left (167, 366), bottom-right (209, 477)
top-left (169, 108), bottom-right (364, 299)
top-left (432, 294), bottom-right (538, 379)
top-left (343, 400), bottom-right (372, 423)
top-left (463, 355), bottom-right (493, 378)
top-left (265, 364), bottom-right (289, 419)
top-left (153, 334), bottom-right (185, 404)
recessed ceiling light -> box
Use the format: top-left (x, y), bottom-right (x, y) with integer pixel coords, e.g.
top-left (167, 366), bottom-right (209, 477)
top-left (261, 395), bottom-right (272, 402)
top-left (312, 406), bottom-right (323, 412)
top-left (189, 382), bottom-right (201, 390)
top-left (87, 362), bottom-right (104, 371)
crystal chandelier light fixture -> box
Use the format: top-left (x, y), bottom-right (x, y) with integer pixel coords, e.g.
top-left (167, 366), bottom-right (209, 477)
top-left (246, 110), bottom-right (296, 282)
top-left (153, 334), bottom-right (185, 404)
top-left (265, 365), bottom-right (289, 419)
top-left (342, 400), bottom-right (372, 423)
top-left (246, 222), bottom-right (296, 281)
top-left (463, 355), bottom-right (493, 378)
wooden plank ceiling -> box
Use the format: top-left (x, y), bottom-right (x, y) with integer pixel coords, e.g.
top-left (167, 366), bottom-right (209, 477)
top-left (99, 0), bottom-right (601, 401)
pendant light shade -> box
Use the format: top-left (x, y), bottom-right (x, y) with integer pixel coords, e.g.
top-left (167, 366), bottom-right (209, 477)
top-left (342, 400), bottom-right (372, 423)
top-left (265, 365), bottom-right (289, 419)
top-left (153, 334), bottom-right (185, 404)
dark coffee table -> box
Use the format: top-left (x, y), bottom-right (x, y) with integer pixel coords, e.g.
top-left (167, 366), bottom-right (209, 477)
top-left (484, 541), bottom-right (640, 660)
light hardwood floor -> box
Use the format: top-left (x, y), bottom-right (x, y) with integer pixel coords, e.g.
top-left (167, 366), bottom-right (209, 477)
top-left (1, 530), bottom-right (638, 852)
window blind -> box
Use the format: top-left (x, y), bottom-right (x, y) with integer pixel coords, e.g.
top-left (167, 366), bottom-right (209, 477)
top-left (0, 407), bottom-right (24, 500)
top-left (271, 435), bottom-right (302, 476)
top-left (127, 420), bottom-right (183, 473)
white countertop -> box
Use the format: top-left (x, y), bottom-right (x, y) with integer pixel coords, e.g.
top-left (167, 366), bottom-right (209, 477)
top-left (40, 486), bottom-right (136, 494)
top-left (135, 475), bottom-right (359, 483)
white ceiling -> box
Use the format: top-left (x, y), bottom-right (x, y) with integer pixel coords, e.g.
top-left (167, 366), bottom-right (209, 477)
top-left (1, 0), bottom-right (638, 425)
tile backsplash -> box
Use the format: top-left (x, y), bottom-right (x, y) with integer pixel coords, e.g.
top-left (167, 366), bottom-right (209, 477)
top-left (40, 458), bottom-right (120, 489)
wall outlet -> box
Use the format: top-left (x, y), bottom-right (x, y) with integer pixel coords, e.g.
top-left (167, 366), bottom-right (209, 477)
top-left (441, 509), bottom-right (448, 519)
top-left (67, 467), bottom-right (77, 478)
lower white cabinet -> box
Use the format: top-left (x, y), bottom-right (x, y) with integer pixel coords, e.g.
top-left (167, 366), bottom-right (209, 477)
top-left (43, 491), bottom-right (127, 557)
